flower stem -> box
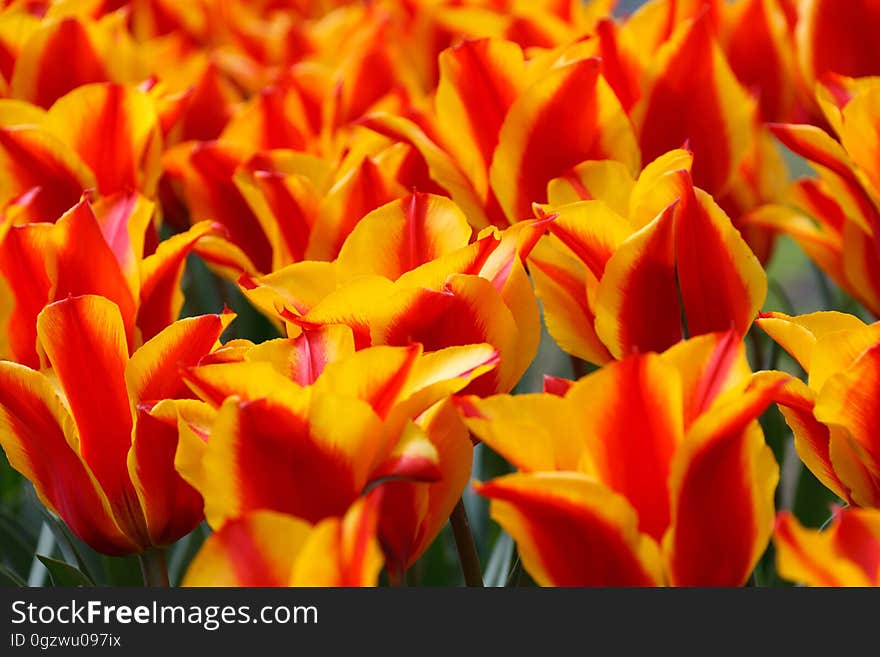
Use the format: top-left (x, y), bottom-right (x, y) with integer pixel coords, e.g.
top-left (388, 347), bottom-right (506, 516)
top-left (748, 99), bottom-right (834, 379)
top-left (450, 498), bottom-right (483, 587)
top-left (138, 548), bottom-right (170, 587)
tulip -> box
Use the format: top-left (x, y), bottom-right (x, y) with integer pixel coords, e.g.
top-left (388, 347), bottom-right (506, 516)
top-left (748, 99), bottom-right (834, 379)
top-left (238, 191), bottom-right (545, 395)
top-left (364, 38), bottom-right (640, 228)
top-left (757, 311), bottom-right (880, 508)
top-left (749, 77), bottom-right (880, 316)
top-left (530, 153), bottom-right (766, 365)
top-left (461, 331), bottom-right (784, 586)
top-left (796, 0), bottom-right (880, 91)
top-left (593, 4), bottom-right (789, 259)
top-left (0, 197), bottom-right (221, 366)
top-left (183, 493), bottom-right (384, 587)
top-left (173, 329), bottom-right (498, 574)
top-left (774, 508), bottom-right (880, 586)
top-left (0, 294), bottom-right (233, 554)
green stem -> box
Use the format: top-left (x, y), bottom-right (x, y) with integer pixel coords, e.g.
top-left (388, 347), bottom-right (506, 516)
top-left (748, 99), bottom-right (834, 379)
top-left (450, 498), bottom-right (483, 587)
top-left (138, 548), bottom-right (170, 588)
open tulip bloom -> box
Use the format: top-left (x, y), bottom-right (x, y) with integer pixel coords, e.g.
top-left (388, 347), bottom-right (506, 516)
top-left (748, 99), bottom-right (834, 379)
top-left (2, 0), bottom-right (880, 591)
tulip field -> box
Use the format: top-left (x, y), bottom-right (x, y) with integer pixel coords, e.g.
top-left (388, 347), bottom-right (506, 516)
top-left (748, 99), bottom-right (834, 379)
top-left (1, 0), bottom-right (879, 589)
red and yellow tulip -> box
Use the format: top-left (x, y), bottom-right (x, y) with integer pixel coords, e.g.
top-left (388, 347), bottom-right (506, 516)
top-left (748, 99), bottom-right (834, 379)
top-left (749, 77), bottom-right (880, 316)
top-left (530, 151), bottom-right (766, 365)
top-left (461, 331), bottom-right (783, 586)
top-left (0, 294), bottom-right (232, 554)
top-left (183, 492), bottom-right (384, 587)
top-left (775, 507), bottom-right (880, 586)
top-left (239, 191), bottom-right (544, 395)
top-left (174, 328), bottom-right (496, 575)
top-left (0, 197), bottom-right (220, 366)
top-left (757, 311), bottom-right (880, 508)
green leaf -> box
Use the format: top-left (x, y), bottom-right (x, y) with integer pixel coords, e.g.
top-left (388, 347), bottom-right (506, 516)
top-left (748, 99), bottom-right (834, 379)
top-left (0, 564), bottom-right (26, 587)
top-left (36, 555), bottom-right (93, 587)
top-left (0, 510), bottom-right (38, 575)
top-left (30, 496), bottom-right (96, 582)
top-left (484, 532), bottom-right (514, 587)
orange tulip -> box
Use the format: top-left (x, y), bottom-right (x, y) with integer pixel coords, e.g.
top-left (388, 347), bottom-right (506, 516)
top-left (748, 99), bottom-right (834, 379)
top-left (0, 197), bottom-right (220, 366)
top-left (757, 311), bottom-right (880, 508)
top-left (530, 152), bottom-right (766, 365)
top-left (173, 328), bottom-right (497, 574)
top-left (749, 78), bottom-right (880, 316)
top-left (0, 294), bottom-right (233, 554)
top-left (183, 492), bottom-right (384, 587)
top-left (462, 331), bottom-right (784, 586)
top-left (775, 508), bottom-right (880, 586)
top-left (237, 191), bottom-right (544, 395)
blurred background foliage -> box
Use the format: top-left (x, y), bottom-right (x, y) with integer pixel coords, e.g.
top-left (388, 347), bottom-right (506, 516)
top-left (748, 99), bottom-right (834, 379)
top-left (0, 0), bottom-right (858, 587)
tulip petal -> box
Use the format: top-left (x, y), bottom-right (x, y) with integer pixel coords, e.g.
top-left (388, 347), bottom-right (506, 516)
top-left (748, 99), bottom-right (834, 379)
top-left (774, 509), bottom-right (880, 587)
top-left (664, 375), bottom-right (783, 586)
top-left (312, 344), bottom-right (423, 420)
top-left (0, 126), bottom-right (93, 222)
top-left (841, 220), bottom-right (880, 316)
top-left (182, 360), bottom-right (303, 408)
top-left (435, 38), bottom-right (526, 199)
top-left (36, 295), bottom-right (141, 534)
top-left (291, 492), bottom-right (384, 586)
top-left (44, 82), bottom-right (161, 196)
top-left (163, 141), bottom-right (272, 273)
top-left (306, 156), bottom-right (396, 262)
top-left (358, 113), bottom-right (489, 229)
top-left (565, 354), bottom-right (683, 540)
top-left (798, 0), bottom-right (880, 86)
top-left (674, 182), bottom-right (766, 339)
top-left (461, 392), bottom-right (582, 472)
top-left (809, 321), bottom-right (880, 393)
top-left (125, 312), bottom-right (233, 406)
top-left (815, 343), bottom-right (880, 486)
top-left (0, 361), bottom-right (136, 554)
top-left (594, 201), bottom-right (681, 358)
top-left (239, 261), bottom-right (338, 321)
top-left (490, 56), bottom-right (639, 224)
top-left (766, 373), bottom-right (849, 502)
top-left (183, 510), bottom-right (313, 587)
top-left (127, 408), bottom-right (203, 547)
top-left (477, 472), bottom-right (664, 586)
top-left (769, 123), bottom-right (880, 237)
top-left (544, 200), bottom-right (632, 279)
top-left (137, 220), bottom-right (221, 341)
top-left (628, 148), bottom-right (693, 228)
top-left (379, 400), bottom-right (472, 571)
top-left (633, 14), bottom-right (753, 194)
top-left (529, 237), bottom-right (613, 365)
top-left (48, 201), bottom-right (137, 347)
top-left (0, 223), bottom-right (52, 367)
top-left (373, 275), bottom-right (519, 395)
top-left (336, 192), bottom-right (472, 282)
top-left (368, 420), bottom-right (440, 484)
top-left (724, 0), bottom-right (797, 122)
top-left (756, 310), bottom-right (867, 374)
top-left (11, 17), bottom-right (110, 109)
top-left (658, 330), bottom-right (751, 426)
top-left (92, 192), bottom-right (154, 301)
top-left (200, 394), bottom-right (381, 526)
top-left (244, 326), bottom-right (355, 386)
